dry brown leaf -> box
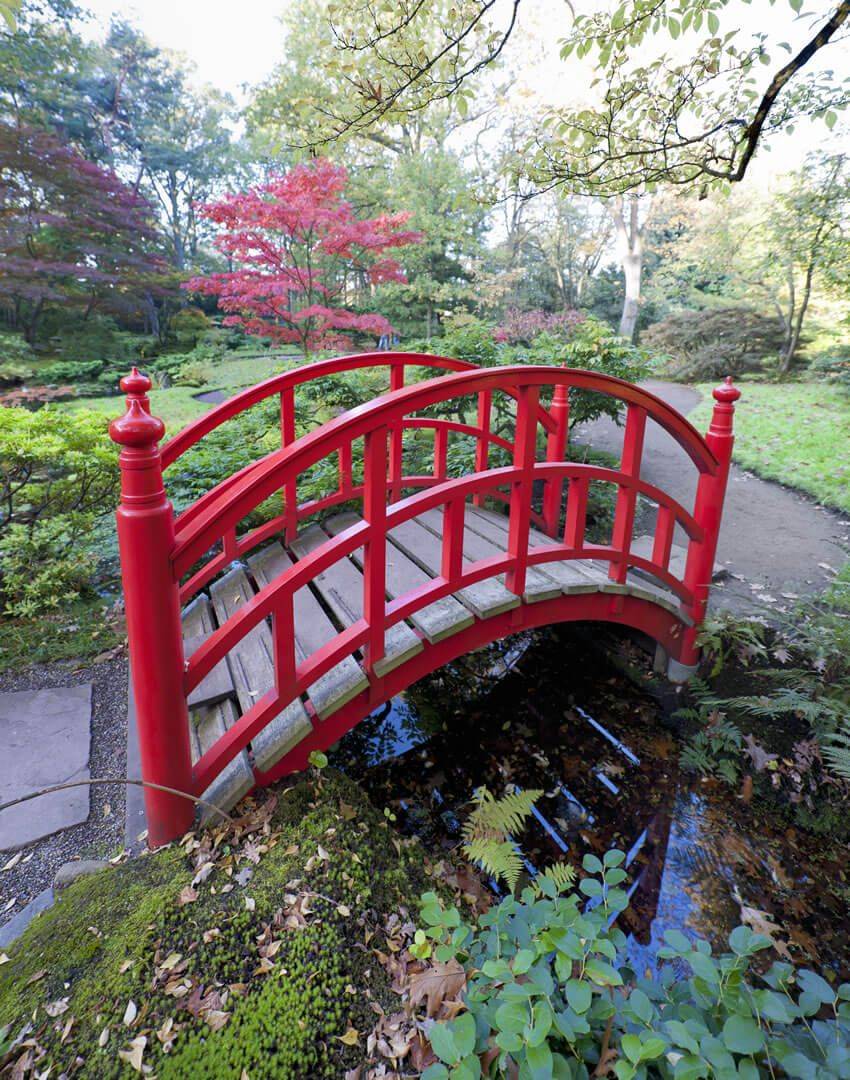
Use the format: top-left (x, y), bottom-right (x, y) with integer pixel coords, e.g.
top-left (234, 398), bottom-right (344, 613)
top-left (407, 960), bottom-right (466, 1018)
top-left (338, 1026), bottom-right (359, 1046)
top-left (205, 1010), bottom-right (231, 1031)
top-left (43, 998), bottom-right (69, 1017)
top-left (122, 999), bottom-right (138, 1026)
top-left (26, 969), bottom-right (47, 985)
top-left (178, 885), bottom-right (198, 906)
top-left (118, 1035), bottom-right (147, 1072)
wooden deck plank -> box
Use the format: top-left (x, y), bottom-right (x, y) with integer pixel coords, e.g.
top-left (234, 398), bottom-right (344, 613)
top-left (189, 697), bottom-right (255, 823)
top-left (181, 595), bottom-right (236, 709)
top-left (209, 567), bottom-right (312, 774)
top-left (467, 507), bottom-right (691, 622)
top-left (181, 594), bottom-right (253, 819)
top-left (288, 525), bottom-right (423, 677)
top-left (416, 507), bottom-right (561, 604)
top-left (630, 535), bottom-right (725, 581)
top-left (387, 516), bottom-right (520, 620)
top-left (325, 512), bottom-right (475, 644)
top-left (464, 506), bottom-right (606, 594)
top-left (247, 543), bottom-right (368, 719)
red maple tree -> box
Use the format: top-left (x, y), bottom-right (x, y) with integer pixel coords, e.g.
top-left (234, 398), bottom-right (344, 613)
top-left (186, 158), bottom-right (422, 353)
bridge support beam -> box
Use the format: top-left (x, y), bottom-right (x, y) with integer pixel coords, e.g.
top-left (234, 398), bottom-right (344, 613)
top-left (110, 370), bottom-right (194, 848)
top-left (677, 377), bottom-right (741, 670)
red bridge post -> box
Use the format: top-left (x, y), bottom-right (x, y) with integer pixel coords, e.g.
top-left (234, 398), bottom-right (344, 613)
top-left (110, 369), bottom-right (194, 847)
top-left (673, 376), bottom-right (741, 679)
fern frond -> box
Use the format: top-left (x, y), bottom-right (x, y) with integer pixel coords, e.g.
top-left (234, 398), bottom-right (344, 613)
top-left (534, 861), bottom-right (576, 897)
top-left (462, 787), bottom-right (543, 842)
top-left (463, 838), bottom-right (524, 893)
top-left (823, 723), bottom-right (850, 781)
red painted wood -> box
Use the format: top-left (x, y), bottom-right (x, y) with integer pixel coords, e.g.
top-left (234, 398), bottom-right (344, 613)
top-left (543, 383), bottom-right (569, 536)
top-left (108, 369), bottom-right (194, 847)
top-left (112, 356), bottom-right (737, 847)
top-left (609, 405), bottom-right (647, 583)
top-left (506, 385), bottom-right (539, 596)
top-left (363, 426), bottom-right (388, 674)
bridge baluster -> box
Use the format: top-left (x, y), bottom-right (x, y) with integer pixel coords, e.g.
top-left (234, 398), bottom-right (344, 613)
top-left (564, 476), bottom-right (589, 550)
top-left (388, 364), bottom-right (404, 503)
top-left (109, 369), bottom-right (194, 848)
top-left (339, 440), bottom-right (353, 497)
top-left (505, 385), bottom-right (540, 597)
top-left (433, 426), bottom-right (448, 480)
top-left (280, 387), bottom-right (297, 541)
top-left (363, 426), bottom-right (389, 674)
top-left (272, 591), bottom-right (296, 704)
top-left (609, 404), bottom-right (647, 584)
top-left (676, 377), bottom-right (741, 676)
top-left (543, 382), bottom-right (570, 537)
top-left (472, 390), bottom-right (492, 508)
top-left (652, 504), bottom-right (675, 572)
top-left (441, 497), bottom-right (466, 585)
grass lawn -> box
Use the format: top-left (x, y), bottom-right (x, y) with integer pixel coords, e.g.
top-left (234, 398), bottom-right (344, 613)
top-left (63, 350), bottom-right (297, 434)
top-left (689, 380), bottom-right (850, 514)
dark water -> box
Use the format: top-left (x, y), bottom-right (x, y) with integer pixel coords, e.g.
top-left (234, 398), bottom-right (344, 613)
top-left (331, 626), bottom-right (848, 976)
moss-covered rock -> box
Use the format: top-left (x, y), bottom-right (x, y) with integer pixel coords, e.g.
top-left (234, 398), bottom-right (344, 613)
top-left (0, 771), bottom-right (427, 1078)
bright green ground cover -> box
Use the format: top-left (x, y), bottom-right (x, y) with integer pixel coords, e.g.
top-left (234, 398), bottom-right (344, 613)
top-left (63, 351), bottom-right (297, 434)
top-left (690, 380), bottom-right (850, 513)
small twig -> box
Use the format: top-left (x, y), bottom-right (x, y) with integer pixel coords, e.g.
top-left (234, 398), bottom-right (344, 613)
top-left (0, 778), bottom-right (233, 826)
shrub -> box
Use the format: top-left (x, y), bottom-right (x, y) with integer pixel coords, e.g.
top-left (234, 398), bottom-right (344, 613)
top-left (169, 305), bottom-right (211, 345)
top-left (419, 852), bottom-right (850, 1079)
top-left (810, 347), bottom-right (850, 393)
top-left (642, 307), bottom-right (787, 379)
top-left (0, 333), bottom-right (37, 385)
top-left (493, 308), bottom-right (585, 345)
top-left (0, 407), bottom-right (117, 615)
top-left (149, 341), bottom-right (227, 387)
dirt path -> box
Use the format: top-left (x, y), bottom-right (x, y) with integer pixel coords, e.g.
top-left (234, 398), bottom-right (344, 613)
top-left (576, 379), bottom-right (849, 619)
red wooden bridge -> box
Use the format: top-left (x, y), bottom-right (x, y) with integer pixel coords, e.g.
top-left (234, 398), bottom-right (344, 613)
top-left (109, 354), bottom-right (740, 847)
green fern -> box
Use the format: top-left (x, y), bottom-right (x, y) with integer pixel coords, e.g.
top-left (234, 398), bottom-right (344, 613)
top-left (461, 786), bottom-right (543, 893)
top-left (463, 838), bottom-right (525, 894)
top-left (823, 721), bottom-right (850, 781)
top-left (534, 860), bottom-right (577, 897)
top-left (462, 786), bottom-right (544, 841)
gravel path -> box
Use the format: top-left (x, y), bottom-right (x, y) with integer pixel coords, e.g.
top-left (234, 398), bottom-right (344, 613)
top-left (576, 380), bottom-right (849, 618)
top-left (0, 655), bottom-right (128, 928)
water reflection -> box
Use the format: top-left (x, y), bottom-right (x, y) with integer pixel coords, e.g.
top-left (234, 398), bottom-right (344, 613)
top-left (331, 626), bottom-right (847, 974)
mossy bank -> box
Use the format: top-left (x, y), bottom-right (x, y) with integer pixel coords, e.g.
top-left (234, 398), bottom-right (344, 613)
top-left (0, 771), bottom-right (428, 1078)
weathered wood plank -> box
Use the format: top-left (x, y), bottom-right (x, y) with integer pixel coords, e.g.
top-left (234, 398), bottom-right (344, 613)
top-left (188, 697), bottom-right (254, 823)
top-left (209, 567), bottom-right (312, 774)
top-left (630, 535), bottom-right (725, 581)
top-left (181, 595), bottom-right (236, 709)
top-left (181, 594), bottom-right (253, 819)
top-left (464, 506), bottom-right (606, 594)
top-left (416, 507), bottom-right (561, 604)
top-left (288, 524), bottom-right (423, 677)
top-left (387, 516), bottom-right (519, 620)
top-left (247, 543), bottom-right (368, 719)
top-left (467, 507), bottom-right (692, 621)
top-left (325, 512), bottom-right (474, 644)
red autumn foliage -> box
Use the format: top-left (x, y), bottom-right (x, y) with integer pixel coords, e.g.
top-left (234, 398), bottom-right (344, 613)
top-left (186, 158), bottom-right (422, 353)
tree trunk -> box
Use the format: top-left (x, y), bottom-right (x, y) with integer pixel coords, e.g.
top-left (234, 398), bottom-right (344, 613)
top-left (611, 195), bottom-right (646, 341)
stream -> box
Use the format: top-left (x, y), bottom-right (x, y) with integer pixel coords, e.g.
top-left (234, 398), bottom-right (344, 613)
top-left (331, 626), bottom-right (848, 976)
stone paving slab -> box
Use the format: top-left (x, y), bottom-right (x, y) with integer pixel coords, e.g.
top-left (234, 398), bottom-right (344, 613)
top-left (0, 685), bottom-right (92, 851)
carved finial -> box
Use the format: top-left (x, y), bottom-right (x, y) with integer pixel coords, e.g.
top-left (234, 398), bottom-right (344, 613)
top-left (120, 366), bottom-right (152, 396)
top-left (109, 369), bottom-right (164, 448)
top-left (713, 375), bottom-right (741, 404)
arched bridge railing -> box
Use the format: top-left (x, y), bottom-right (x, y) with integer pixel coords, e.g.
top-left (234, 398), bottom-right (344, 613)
top-left (110, 357), bottom-right (740, 847)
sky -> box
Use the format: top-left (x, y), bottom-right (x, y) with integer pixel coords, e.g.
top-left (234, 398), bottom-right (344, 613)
top-left (77, 0), bottom-right (849, 178)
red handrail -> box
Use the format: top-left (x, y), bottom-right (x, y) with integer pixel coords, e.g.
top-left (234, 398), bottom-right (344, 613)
top-left (109, 359), bottom-right (738, 848)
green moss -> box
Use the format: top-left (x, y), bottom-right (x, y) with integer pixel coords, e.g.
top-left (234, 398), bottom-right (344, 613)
top-left (0, 773), bottom-right (427, 1078)
top-left (0, 598), bottom-right (123, 673)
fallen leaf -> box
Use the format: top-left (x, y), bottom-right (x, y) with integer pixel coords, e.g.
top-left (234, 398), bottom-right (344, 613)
top-left (44, 998), bottom-right (69, 1017)
top-left (317, 844), bottom-right (330, 861)
top-left (407, 960), bottom-right (466, 1018)
top-left (122, 999), bottom-right (138, 1027)
top-left (160, 953), bottom-right (183, 971)
top-left (2, 852), bottom-right (22, 871)
top-left (338, 1026), bottom-right (359, 1046)
top-left (178, 886), bottom-right (198, 906)
top-left (26, 969), bottom-right (47, 985)
top-left (205, 1010), bottom-right (230, 1031)
top-left (118, 1034), bottom-right (147, 1072)
top-left (98, 1026), bottom-right (109, 1047)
